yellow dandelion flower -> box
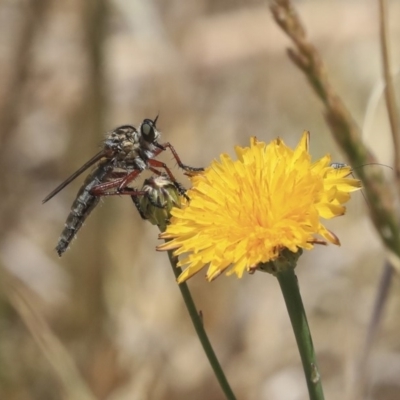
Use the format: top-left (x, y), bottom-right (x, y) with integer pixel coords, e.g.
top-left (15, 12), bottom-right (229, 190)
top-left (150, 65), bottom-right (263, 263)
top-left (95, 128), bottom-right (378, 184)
top-left (157, 132), bottom-right (361, 283)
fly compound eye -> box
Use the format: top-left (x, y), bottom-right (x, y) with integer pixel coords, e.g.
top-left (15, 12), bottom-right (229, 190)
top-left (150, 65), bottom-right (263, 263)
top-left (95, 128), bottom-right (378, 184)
top-left (141, 119), bottom-right (157, 142)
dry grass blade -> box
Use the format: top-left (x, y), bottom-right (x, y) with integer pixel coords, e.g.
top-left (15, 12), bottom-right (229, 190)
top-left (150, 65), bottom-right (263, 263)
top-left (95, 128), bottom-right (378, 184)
top-left (0, 268), bottom-right (97, 400)
top-left (379, 0), bottom-right (400, 193)
top-left (355, 260), bottom-right (394, 399)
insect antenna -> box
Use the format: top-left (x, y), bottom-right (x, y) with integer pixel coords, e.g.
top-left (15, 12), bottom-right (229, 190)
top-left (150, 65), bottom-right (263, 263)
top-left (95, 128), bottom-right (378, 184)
top-left (352, 162), bottom-right (393, 172)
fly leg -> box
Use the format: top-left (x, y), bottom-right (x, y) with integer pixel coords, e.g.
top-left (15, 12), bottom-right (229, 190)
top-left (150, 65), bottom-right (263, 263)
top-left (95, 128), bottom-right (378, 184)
top-left (122, 187), bottom-right (165, 221)
top-left (91, 166), bottom-right (161, 196)
top-left (90, 168), bottom-right (167, 219)
top-left (94, 185), bottom-right (164, 209)
top-left (91, 175), bottom-right (165, 219)
top-left (92, 164), bottom-right (189, 202)
top-left (156, 142), bottom-right (204, 173)
top-left (90, 169), bottom-right (142, 196)
top-left (147, 159), bottom-right (189, 200)
top-left (90, 142), bottom-right (199, 200)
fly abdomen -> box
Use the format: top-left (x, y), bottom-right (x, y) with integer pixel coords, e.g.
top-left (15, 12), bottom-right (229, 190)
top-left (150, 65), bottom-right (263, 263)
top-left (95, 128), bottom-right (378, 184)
top-left (56, 162), bottom-right (111, 256)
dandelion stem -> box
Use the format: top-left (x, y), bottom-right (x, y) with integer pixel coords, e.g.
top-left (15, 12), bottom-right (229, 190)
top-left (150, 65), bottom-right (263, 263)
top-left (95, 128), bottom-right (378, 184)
top-left (165, 247), bottom-right (237, 400)
top-left (276, 268), bottom-right (325, 400)
top-left (138, 179), bottom-right (236, 398)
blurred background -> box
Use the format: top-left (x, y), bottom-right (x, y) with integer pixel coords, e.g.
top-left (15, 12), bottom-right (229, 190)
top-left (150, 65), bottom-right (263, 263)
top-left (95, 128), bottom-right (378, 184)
top-left (0, 0), bottom-right (399, 399)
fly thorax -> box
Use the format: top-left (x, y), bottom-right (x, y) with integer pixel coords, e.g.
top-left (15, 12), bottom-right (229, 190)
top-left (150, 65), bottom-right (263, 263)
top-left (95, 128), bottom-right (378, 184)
top-left (104, 125), bottom-right (138, 154)
top-left (121, 142), bottom-right (142, 163)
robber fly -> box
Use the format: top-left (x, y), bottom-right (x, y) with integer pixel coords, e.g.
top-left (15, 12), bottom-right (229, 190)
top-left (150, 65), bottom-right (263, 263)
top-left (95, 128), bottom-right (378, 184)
top-left (43, 117), bottom-right (203, 256)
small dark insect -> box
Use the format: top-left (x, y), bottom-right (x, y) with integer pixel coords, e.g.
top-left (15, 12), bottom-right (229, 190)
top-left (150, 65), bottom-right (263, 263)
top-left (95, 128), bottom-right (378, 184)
top-left (330, 162), bottom-right (392, 173)
top-left (43, 118), bottom-right (203, 256)
top-left (330, 161), bottom-right (392, 206)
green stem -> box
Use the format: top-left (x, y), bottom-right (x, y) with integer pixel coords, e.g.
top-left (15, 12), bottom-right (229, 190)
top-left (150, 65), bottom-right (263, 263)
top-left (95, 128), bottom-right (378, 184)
top-left (166, 248), bottom-right (237, 400)
top-left (276, 268), bottom-right (325, 400)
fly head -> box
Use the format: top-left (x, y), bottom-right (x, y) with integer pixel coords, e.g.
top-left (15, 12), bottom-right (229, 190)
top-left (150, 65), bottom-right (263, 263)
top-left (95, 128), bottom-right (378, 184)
top-left (140, 117), bottom-right (161, 146)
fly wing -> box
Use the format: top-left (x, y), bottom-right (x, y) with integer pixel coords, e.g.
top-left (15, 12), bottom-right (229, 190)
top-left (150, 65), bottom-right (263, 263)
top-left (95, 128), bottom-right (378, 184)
top-left (42, 150), bottom-right (106, 204)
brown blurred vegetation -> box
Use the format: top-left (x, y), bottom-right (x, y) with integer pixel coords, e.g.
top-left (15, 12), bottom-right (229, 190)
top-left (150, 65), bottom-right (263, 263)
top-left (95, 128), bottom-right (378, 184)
top-left (0, 1), bottom-right (399, 399)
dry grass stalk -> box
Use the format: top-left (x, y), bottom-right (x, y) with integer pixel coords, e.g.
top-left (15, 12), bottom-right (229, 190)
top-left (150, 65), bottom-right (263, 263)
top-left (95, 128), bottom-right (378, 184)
top-left (0, 268), bottom-right (97, 400)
